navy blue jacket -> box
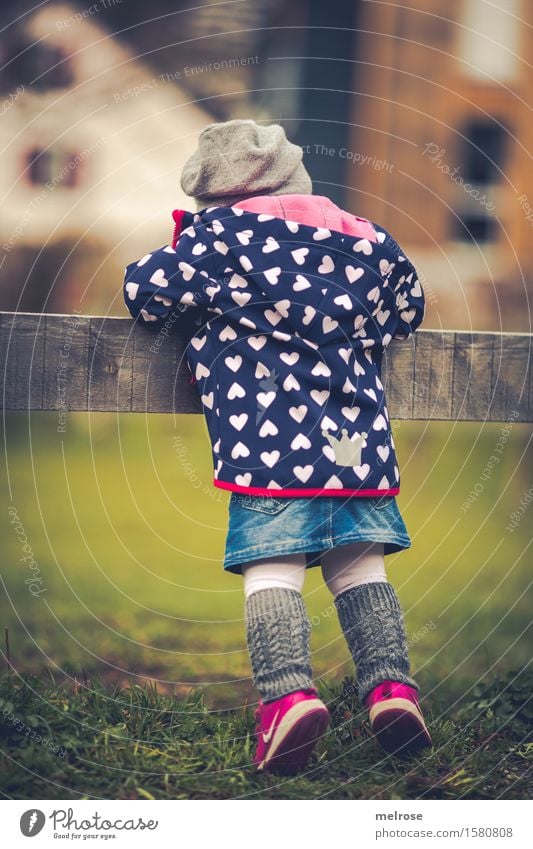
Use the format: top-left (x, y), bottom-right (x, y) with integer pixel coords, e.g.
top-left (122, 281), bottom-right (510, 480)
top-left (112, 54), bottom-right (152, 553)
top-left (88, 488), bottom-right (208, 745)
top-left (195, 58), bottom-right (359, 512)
top-left (123, 198), bottom-right (424, 496)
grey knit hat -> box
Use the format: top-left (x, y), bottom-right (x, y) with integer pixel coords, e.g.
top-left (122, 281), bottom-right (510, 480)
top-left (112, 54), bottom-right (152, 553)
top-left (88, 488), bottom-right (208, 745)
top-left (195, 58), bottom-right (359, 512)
top-left (180, 119), bottom-right (312, 210)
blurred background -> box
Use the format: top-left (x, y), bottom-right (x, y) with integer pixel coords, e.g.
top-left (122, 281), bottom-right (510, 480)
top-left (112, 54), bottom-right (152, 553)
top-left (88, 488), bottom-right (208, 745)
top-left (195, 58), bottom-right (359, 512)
top-left (1, 0), bottom-right (531, 706)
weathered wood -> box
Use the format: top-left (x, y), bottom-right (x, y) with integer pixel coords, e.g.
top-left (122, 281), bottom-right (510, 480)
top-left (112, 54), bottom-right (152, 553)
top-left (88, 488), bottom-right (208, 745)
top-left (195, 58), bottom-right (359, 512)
top-left (1, 312), bottom-right (531, 421)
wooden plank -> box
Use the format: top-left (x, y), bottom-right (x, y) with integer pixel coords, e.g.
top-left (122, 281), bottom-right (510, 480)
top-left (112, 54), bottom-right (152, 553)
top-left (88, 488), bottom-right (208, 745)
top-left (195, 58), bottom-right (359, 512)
top-left (412, 330), bottom-right (455, 420)
top-left (381, 339), bottom-right (415, 420)
top-left (42, 313), bottom-right (89, 415)
top-left (88, 317), bottom-right (134, 413)
top-left (130, 320), bottom-right (201, 414)
top-left (0, 311), bottom-right (45, 410)
top-left (0, 312), bottom-right (531, 421)
top-left (488, 332), bottom-right (531, 423)
top-left (452, 332), bottom-right (495, 422)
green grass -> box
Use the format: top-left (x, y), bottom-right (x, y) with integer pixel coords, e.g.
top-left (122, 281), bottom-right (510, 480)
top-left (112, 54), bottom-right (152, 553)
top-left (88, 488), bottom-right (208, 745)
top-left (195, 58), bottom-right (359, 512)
top-left (0, 667), bottom-right (531, 799)
top-left (1, 412), bottom-right (531, 797)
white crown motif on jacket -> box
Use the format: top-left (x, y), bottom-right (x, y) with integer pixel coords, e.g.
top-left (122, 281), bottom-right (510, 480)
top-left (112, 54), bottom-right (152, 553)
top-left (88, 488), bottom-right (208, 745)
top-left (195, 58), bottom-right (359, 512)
top-left (322, 428), bottom-right (368, 467)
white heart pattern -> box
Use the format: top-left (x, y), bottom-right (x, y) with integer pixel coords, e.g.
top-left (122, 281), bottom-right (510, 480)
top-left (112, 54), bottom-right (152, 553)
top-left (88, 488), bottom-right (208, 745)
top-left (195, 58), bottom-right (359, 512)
top-left (289, 405), bottom-right (307, 423)
top-left (293, 465), bottom-right (313, 483)
top-left (125, 282), bottom-right (139, 300)
top-left (259, 419), bottom-right (278, 437)
top-left (257, 391), bottom-right (276, 408)
top-left (318, 255), bottom-right (334, 274)
top-left (280, 351), bottom-right (299, 365)
top-left (334, 294), bottom-right (352, 310)
top-left (293, 275), bottom-right (311, 291)
top-left (248, 336), bottom-right (267, 351)
top-left (291, 433), bottom-right (311, 450)
top-left (263, 237), bottom-right (280, 253)
top-left (232, 291), bottom-right (251, 307)
top-left (195, 363), bottom-right (210, 380)
top-left (346, 265), bottom-right (364, 284)
top-left (264, 267), bottom-right (281, 285)
top-left (231, 441), bottom-right (250, 459)
top-left (322, 316), bottom-right (338, 334)
top-left (219, 325), bottom-right (237, 342)
top-left (353, 239), bottom-right (372, 255)
top-left (325, 475), bottom-right (343, 489)
top-left (261, 450), bottom-right (280, 467)
top-left (255, 361), bottom-right (270, 379)
top-left (140, 309), bottom-right (158, 322)
top-left (311, 361), bottom-right (331, 377)
top-left (228, 382), bottom-right (246, 400)
top-left (236, 229), bottom-right (253, 245)
top-left (377, 444), bottom-right (390, 462)
top-left (302, 306), bottom-right (316, 325)
top-left (229, 413), bottom-right (248, 431)
top-left (311, 389), bottom-right (329, 406)
top-left (341, 406), bottom-right (360, 422)
top-left (291, 248), bottom-right (309, 265)
top-left (225, 355), bottom-right (242, 372)
top-left (283, 373), bottom-right (300, 391)
top-left (150, 268), bottom-right (169, 287)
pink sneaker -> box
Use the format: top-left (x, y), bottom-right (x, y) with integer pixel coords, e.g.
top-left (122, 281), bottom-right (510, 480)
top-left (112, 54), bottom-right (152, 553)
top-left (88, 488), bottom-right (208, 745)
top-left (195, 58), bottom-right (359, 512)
top-left (253, 689), bottom-right (330, 773)
top-left (365, 680), bottom-right (433, 755)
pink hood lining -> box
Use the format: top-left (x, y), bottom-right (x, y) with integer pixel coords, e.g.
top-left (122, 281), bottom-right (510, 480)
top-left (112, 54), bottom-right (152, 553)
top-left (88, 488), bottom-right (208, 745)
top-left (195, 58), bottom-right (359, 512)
top-left (233, 194), bottom-right (378, 242)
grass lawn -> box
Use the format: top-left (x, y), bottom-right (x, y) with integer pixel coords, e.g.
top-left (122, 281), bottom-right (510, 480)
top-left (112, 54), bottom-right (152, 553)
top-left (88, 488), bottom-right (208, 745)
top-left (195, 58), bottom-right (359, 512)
top-left (0, 667), bottom-right (531, 799)
top-left (1, 412), bottom-right (531, 797)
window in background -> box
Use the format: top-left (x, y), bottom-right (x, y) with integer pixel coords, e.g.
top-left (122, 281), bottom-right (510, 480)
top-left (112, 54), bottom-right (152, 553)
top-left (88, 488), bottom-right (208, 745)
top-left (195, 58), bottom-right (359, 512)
top-left (453, 119), bottom-right (509, 243)
top-left (26, 148), bottom-right (80, 188)
top-left (457, 0), bottom-right (521, 82)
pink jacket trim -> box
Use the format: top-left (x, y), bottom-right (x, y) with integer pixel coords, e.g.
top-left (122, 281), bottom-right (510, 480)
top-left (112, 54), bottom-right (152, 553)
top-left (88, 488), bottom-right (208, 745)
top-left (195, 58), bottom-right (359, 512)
top-left (214, 480), bottom-right (400, 497)
top-left (233, 194), bottom-right (378, 241)
top-left (171, 209), bottom-right (187, 249)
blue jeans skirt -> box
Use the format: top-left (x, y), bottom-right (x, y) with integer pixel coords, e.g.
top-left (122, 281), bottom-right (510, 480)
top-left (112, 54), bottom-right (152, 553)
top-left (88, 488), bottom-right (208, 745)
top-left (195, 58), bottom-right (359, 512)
top-left (223, 493), bottom-right (411, 574)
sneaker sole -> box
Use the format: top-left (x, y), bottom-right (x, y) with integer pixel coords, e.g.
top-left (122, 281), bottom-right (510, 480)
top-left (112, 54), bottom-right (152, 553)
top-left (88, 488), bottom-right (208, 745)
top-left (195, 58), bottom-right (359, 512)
top-left (257, 700), bottom-right (330, 774)
top-left (369, 698), bottom-right (432, 755)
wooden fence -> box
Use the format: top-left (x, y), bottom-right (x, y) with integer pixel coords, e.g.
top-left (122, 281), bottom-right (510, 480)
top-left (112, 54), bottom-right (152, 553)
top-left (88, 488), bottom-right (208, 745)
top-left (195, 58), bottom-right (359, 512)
top-left (1, 311), bottom-right (531, 422)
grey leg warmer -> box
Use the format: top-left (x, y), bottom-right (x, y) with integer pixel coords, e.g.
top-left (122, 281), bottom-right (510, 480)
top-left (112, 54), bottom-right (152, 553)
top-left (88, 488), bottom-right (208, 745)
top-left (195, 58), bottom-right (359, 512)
top-left (245, 588), bottom-right (314, 703)
top-left (335, 582), bottom-right (419, 702)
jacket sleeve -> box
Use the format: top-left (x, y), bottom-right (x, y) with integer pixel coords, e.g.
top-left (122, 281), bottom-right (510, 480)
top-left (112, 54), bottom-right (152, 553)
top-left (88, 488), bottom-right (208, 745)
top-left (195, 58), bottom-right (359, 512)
top-left (371, 223), bottom-right (425, 340)
top-left (123, 227), bottom-right (219, 330)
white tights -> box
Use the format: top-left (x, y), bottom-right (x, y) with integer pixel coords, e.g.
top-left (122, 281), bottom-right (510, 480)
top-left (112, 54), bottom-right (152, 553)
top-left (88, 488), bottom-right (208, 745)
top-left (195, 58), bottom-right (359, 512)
top-left (242, 541), bottom-right (386, 600)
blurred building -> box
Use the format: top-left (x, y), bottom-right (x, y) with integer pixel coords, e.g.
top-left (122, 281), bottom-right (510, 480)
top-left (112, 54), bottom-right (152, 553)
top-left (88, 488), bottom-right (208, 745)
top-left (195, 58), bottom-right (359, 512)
top-left (0, 2), bottom-right (214, 313)
top-left (346, 0), bottom-right (532, 330)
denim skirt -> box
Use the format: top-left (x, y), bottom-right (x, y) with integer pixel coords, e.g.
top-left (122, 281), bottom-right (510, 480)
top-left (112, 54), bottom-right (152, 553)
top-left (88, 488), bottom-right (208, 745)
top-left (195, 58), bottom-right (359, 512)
top-left (223, 493), bottom-right (411, 574)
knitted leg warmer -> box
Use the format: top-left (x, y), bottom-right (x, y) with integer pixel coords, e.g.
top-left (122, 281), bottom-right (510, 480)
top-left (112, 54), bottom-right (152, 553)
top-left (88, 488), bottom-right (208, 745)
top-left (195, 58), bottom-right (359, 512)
top-left (335, 581), bottom-right (419, 702)
top-left (245, 587), bottom-right (314, 703)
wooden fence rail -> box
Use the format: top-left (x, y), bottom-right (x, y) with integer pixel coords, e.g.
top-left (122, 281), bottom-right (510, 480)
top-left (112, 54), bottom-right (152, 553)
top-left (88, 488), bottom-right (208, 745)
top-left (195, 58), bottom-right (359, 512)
top-left (1, 311), bottom-right (531, 422)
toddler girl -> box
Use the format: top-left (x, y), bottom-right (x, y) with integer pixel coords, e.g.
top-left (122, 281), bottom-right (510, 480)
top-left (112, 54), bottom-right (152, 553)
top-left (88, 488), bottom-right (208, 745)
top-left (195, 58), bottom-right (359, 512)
top-left (123, 119), bottom-right (432, 773)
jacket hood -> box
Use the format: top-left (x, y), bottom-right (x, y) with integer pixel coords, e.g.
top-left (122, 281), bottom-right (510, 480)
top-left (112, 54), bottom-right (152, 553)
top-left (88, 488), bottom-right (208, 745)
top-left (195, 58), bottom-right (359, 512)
top-left (177, 200), bottom-right (405, 347)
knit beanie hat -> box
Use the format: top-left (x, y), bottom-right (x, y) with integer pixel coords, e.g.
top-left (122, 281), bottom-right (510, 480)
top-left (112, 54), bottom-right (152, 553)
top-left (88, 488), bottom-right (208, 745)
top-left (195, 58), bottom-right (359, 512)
top-left (180, 119), bottom-right (313, 210)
